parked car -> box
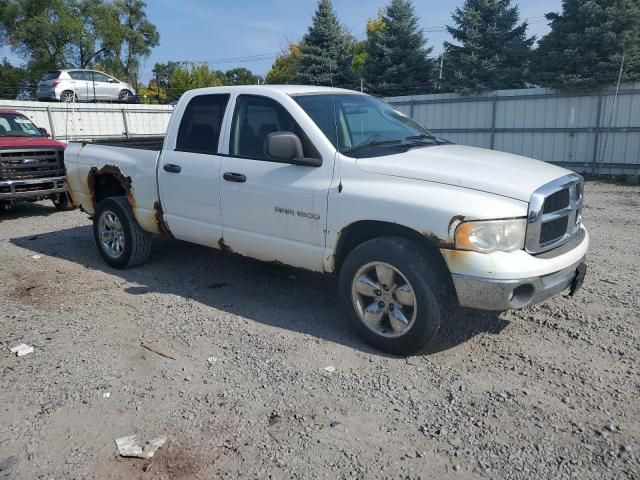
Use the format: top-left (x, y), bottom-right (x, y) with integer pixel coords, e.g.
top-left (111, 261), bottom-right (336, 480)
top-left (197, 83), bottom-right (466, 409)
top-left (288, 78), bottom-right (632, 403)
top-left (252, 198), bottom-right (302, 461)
top-left (36, 69), bottom-right (136, 103)
top-left (64, 85), bottom-right (588, 354)
top-left (0, 110), bottom-right (73, 211)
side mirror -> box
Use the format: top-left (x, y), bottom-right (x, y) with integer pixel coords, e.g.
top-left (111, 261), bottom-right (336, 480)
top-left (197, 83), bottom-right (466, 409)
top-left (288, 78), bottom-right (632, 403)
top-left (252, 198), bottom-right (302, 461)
top-left (265, 132), bottom-right (322, 167)
top-left (39, 127), bottom-right (50, 137)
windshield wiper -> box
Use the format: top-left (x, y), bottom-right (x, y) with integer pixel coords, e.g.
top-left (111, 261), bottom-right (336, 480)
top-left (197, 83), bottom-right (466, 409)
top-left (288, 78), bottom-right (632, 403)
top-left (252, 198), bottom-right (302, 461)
top-left (344, 139), bottom-right (404, 155)
top-left (404, 134), bottom-right (439, 143)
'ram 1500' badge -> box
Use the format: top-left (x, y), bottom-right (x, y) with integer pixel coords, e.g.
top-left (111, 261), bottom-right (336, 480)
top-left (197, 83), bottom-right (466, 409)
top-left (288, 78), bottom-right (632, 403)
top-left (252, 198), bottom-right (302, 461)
top-left (275, 207), bottom-right (320, 221)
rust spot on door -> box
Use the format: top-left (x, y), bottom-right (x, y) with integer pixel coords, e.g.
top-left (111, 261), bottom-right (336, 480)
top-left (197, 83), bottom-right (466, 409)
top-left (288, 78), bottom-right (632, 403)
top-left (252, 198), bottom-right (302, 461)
top-left (153, 201), bottom-right (172, 235)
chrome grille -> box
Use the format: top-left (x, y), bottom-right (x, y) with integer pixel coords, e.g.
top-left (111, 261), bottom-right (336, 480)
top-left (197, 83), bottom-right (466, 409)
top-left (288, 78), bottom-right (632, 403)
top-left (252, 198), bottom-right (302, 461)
top-left (543, 189), bottom-right (570, 214)
top-left (0, 149), bottom-right (65, 181)
top-left (526, 174), bottom-right (584, 253)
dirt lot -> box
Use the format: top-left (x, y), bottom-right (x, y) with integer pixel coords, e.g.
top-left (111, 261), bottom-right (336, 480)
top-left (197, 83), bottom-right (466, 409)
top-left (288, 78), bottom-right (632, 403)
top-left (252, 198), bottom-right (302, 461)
top-left (0, 181), bottom-right (638, 479)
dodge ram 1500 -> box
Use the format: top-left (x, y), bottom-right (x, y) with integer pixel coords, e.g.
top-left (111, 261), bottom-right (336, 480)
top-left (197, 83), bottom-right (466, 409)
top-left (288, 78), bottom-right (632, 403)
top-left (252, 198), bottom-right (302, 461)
top-left (65, 86), bottom-right (588, 354)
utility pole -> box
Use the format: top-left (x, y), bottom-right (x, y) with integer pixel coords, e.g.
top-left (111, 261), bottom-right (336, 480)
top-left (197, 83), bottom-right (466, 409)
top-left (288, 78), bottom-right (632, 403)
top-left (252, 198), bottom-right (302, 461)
top-left (438, 55), bottom-right (444, 91)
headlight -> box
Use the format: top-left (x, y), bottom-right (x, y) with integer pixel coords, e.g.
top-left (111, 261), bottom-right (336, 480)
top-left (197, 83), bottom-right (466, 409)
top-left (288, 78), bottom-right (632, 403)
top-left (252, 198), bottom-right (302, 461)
top-left (455, 219), bottom-right (527, 253)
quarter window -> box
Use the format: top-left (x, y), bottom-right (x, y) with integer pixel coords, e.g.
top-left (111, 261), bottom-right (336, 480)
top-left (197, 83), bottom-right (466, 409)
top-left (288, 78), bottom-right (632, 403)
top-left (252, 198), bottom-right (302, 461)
top-left (230, 95), bottom-right (319, 161)
top-left (176, 94), bottom-right (230, 155)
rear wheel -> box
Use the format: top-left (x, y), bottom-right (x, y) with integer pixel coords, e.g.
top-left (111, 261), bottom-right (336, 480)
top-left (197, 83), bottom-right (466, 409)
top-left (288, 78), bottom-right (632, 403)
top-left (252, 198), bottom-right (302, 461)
top-left (93, 196), bottom-right (152, 269)
top-left (60, 90), bottom-right (77, 103)
top-left (339, 237), bottom-right (449, 355)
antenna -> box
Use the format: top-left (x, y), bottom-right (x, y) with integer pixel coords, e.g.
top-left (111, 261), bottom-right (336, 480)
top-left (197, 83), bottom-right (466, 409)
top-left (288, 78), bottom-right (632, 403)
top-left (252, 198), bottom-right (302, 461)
top-left (597, 50), bottom-right (626, 176)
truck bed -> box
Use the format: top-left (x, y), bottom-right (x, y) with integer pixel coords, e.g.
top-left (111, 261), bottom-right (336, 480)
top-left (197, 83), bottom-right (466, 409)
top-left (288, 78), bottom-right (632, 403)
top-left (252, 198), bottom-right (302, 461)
top-left (81, 136), bottom-right (165, 151)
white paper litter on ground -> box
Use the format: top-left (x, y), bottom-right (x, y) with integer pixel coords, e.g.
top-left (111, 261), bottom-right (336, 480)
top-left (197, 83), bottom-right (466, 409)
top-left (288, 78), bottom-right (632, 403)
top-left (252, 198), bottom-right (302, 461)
top-left (115, 435), bottom-right (167, 459)
top-left (31, 255), bottom-right (42, 259)
top-left (10, 344), bottom-right (34, 356)
top-left (323, 366), bottom-right (336, 373)
top-left (102, 392), bottom-right (111, 399)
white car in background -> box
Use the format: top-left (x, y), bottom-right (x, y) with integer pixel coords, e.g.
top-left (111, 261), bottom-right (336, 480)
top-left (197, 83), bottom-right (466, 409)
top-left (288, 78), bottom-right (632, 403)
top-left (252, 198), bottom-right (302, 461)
top-left (36, 69), bottom-right (136, 103)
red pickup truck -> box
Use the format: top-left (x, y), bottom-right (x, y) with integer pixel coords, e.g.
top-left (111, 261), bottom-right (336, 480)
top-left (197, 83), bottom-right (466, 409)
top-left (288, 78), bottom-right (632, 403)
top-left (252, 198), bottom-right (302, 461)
top-left (0, 110), bottom-right (73, 211)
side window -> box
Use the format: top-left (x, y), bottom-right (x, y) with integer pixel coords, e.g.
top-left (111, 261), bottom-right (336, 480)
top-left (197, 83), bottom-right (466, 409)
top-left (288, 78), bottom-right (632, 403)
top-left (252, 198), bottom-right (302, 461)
top-left (69, 71), bottom-right (86, 81)
top-left (92, 72), bottom-right (110, 83)
top-left (230, 95), bottom-right (319, 161)
top-left (175, 94), bottom-right (230, 155)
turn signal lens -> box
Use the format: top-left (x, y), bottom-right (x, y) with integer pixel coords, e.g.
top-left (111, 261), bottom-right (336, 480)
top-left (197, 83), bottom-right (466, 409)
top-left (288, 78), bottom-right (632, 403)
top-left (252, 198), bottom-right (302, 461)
top-left (455, 219), bottom-right (527, 253)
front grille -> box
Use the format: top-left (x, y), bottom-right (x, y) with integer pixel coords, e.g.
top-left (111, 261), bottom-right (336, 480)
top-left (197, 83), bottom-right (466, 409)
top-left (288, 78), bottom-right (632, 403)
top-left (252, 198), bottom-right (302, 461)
top-left (543, 188), bottom-right (570, 214)
top-left (526, 174), bottom-right (584, 253)
top-left (540, 216), bottom-right (569, 244)
top-left (0, 149), bottom-right (64, 181)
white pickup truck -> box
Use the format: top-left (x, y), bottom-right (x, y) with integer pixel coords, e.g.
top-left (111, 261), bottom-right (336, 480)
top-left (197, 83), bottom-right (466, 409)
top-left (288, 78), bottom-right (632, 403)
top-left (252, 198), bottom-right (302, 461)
top-left (65, 85), bottom-right (588, 354)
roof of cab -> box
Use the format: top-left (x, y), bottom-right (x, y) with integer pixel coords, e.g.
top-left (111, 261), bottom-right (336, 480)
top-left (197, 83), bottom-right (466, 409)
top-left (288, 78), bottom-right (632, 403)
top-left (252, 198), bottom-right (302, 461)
top-left (186, 85), bottom-right (363, 96)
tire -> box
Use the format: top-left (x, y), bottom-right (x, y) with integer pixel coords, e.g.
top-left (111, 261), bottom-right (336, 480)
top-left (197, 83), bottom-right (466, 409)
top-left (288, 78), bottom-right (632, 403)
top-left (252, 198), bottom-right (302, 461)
top-left (339, 237), bottom-right (450, 355)
top-left (119, 90), bottom-right (133, 102)
top-left (93, 196), bottom-right (152, 269)
top-left (60, 90), bottom-right (77, 103)
top-left (52, 193), bottom-right (75, 211)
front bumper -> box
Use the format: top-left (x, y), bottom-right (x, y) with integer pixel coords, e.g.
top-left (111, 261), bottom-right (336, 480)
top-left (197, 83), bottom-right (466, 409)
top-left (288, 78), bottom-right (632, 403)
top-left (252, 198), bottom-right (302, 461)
top-left (452, 258), bottom-right (586, 310)
top-left (442, 226), bottom-right (589, 311)
top-left (0, 176), bottom-right (68, 200)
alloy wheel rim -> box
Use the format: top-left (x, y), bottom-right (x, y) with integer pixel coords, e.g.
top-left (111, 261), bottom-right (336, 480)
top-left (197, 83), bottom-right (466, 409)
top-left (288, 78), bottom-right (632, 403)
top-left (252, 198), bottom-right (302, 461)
top-left (98, 210), bottom-right (125, 259)
top-left (351, 261), bottom-right (417, 338)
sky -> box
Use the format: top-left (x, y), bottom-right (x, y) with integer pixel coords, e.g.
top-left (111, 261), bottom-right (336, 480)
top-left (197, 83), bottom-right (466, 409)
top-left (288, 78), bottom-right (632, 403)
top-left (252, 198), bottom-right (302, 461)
top-left (1, 0), bottom-right (563, 83)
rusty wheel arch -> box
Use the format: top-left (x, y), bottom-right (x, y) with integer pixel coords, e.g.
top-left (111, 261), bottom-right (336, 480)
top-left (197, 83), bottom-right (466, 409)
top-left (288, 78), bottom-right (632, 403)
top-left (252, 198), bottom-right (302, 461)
top-left (87, 165), bottom-right (135, 210)
top-left (333, 220), bottom-right (452, 272)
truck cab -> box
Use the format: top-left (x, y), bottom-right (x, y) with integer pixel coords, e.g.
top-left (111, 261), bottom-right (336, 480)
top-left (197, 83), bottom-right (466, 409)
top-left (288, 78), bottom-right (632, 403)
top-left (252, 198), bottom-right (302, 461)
top-left (0, 110), bottom-right (73, 211)
top-left (64, 86), bottom-right (589, 354)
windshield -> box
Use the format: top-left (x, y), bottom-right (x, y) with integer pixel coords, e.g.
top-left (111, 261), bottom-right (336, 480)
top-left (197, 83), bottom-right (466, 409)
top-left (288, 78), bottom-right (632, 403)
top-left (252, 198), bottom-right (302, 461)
top-left (293, 93), bottom-right (447, 157)
top-left (0, 113), bottom-right (44, 137)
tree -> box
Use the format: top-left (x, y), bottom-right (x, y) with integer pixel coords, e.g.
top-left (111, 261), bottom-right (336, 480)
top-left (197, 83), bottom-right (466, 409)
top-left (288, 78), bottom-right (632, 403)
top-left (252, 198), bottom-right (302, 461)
top-left (152, 61), bottom-right (181, 89)
top-left (363, 0), bottom-right (434, 96)
top-left (442, 0), bottom-right (534, 94)
top-left (297, 0), bottom-right (356, 88)
top-left (0, 0), bottom-right (159, 85)
top-left (224, 67), bottom-right (262, 85)
top-left (533, 0), bottom-right (640, 91)
top-left (0, 58), bottom-right (28, 99)
top-left (266, 43), bottom-right (303, 84)
top-left (168, 64), bottom-right (226, 98)
top-left (99, 0), bottom-right (159, 85)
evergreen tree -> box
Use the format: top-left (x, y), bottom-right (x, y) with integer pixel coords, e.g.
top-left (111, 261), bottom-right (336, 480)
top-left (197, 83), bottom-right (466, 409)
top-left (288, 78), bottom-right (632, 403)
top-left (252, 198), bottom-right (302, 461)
top-left (534, 0), bottom-right (640, 91)
top-left (443, 0), bottom-right (534, 94)
top-left (363, 0), bottom-right (434, 96)
top-left (297, 0), bottom-right (355, 88)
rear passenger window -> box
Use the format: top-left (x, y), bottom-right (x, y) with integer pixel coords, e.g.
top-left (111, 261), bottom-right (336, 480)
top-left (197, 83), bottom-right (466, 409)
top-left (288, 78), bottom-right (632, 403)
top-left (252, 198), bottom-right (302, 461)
top-left (176, 94), bottom-right (230, 155)
top-left (69, 71), bottom-right (87, 81)
top-left (230, 95), bottom-right (319, 161)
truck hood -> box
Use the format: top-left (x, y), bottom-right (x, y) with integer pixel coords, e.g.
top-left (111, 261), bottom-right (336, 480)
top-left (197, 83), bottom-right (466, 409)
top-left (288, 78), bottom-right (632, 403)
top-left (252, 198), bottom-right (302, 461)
top-left (355, 144), bottom-right (571, 202)
top-left (0, 136), bottom-right (66, 149)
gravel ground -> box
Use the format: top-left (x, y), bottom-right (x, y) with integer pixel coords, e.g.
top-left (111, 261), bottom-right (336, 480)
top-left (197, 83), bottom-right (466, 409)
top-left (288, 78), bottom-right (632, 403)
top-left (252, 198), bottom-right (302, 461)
top-left (0, 181), bottom-right (638, 479)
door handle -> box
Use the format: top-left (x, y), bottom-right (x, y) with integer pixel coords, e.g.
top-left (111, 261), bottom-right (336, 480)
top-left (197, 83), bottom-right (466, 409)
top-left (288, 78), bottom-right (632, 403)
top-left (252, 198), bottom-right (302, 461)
top-left (223, 172), bottom-right (246, 183)
top-left (163, 163), bottom-right (181, 173)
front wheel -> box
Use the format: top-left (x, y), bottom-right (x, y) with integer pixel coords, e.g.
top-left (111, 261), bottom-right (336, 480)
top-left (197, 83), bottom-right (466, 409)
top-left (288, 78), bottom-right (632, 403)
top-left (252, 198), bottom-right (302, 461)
top-left (119, 90), bottom-right (133, 102)
top-left (93, 196), bottom-right (152, 269)
top-left (339, 237), bottom-right (449, 355)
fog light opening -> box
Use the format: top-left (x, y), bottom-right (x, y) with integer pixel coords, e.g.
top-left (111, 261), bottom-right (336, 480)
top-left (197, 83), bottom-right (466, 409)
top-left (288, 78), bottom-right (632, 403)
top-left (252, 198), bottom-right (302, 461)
top-left (509, 284), bottom-right (535, 308)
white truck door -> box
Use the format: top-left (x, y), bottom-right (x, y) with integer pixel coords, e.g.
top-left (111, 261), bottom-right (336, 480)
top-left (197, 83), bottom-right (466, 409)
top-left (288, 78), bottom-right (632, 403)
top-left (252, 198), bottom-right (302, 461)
top-left (158, 93), bottom-right (230, 247)
top-left (219, 94), bottom-right (333, 272)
